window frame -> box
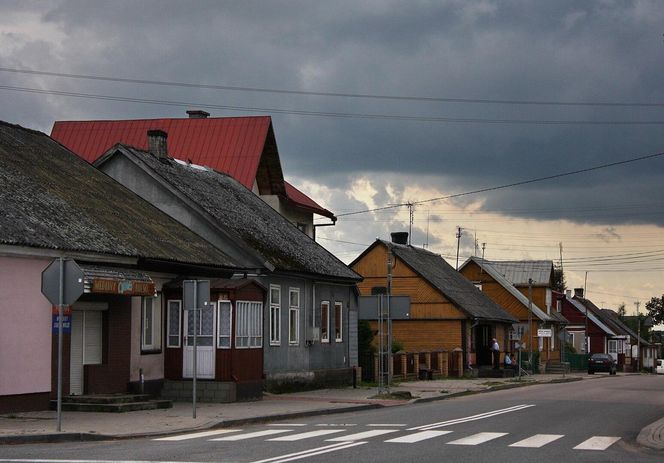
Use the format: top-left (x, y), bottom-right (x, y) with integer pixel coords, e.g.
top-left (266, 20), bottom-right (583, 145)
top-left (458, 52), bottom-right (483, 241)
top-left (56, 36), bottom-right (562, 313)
top-left (217, 299), bottom-right (232, 349)
top-left (334, 302), bottom-right (343, 342)
top-left (166, 299), bottom-right (182, 348)
top-left (289, 288), bottom-right (300, 346)
top-left (320, 301), bottom-right (330, 343)
top-left (269, 285), bottom-right (281, 346)
top-left (141, 295), bottom-right (161, 353)
top-left (235, 300), bottom-right (263, 349)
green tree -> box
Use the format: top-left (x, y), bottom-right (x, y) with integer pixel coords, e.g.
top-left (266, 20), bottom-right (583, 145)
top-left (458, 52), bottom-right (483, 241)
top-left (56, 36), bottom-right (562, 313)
top-left (645, 295), bottom-right (664, 326)
top-left (357, 320), bottom-right (375, 356)
top-left (552, 264), bottom-right (566, 292)
top-left (617, 303), bottom-right (626, 318)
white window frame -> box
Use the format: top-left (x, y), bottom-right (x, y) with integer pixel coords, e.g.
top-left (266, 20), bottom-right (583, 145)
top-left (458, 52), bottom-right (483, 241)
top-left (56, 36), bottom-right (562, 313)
top-left (289, 288), bottom-right (300, 345)
top-left (334, 301), bottom-right (343, 342)
top-left (269, 285), bottom-right (281, 346)
top-left (320, 301), bottom-right (330, 343)
top-left (166, 299), bottom-right (182, 348)
top-left (141, 295), bottom-right (161, 352)
top-left (217, 300), bottom-right (232, 349)
top-left (235, 300), bottom-right (263, 349)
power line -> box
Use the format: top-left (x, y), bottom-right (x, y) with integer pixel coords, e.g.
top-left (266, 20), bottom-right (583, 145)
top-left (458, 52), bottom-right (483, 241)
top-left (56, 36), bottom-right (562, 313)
top-left (3, 66), bottom-right (664, 108)
top-left (4, 84), bottom-right (664, 126)
top-left (335, 150), bottom-right (664, 218)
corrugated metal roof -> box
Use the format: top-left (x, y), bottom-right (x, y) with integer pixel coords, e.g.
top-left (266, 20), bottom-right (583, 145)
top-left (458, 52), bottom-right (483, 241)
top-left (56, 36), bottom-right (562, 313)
top-left (50, 116), bottom-right (334, 218)
top-left (486, 260), bottom-right (553, 286)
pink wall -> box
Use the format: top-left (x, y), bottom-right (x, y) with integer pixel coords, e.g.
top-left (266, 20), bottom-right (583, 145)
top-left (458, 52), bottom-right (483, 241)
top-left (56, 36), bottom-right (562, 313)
top-left (0, 256), bottom-right (53, 396)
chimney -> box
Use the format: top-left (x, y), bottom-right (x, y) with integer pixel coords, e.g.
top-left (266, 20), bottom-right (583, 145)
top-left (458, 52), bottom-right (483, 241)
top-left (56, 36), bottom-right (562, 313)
top-left (574, 287), bottom-right (584, 298)
top-left (565, 289), bottom-right (572, 298)
top-left (147, 130), bottom-right (168, 158)
top-left (186, 109), bottom-right (210, 119)
top-left (390, 232), bottom-right (408, 245)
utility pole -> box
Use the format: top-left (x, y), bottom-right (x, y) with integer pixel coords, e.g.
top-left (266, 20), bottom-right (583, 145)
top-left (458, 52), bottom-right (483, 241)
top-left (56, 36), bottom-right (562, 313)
top-left (456, 226), bottom-right (462, 270)
top-left (635, 301), bottom-right (641, 372)
top-left (528, 278), bottom-right (533, 370)
top-left (407, 203), bottom-right (414, 245)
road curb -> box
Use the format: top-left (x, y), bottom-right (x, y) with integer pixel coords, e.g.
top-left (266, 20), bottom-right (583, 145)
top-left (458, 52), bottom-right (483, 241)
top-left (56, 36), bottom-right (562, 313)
top-left (637, 417), bottom-right (664, 451)
top-left (0, 403), bottom-right (382, 445)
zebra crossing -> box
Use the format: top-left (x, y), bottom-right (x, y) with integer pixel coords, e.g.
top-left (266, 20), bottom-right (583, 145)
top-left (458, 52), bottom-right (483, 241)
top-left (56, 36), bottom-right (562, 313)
top-left (153, 424), bottom-right (621, 451)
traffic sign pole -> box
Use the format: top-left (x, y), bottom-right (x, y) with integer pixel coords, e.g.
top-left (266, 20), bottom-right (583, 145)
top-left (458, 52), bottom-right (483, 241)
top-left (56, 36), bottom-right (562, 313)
top-left (192, 281), bottom-right (197, 419)
top-left (57, 257), bottom-right (64, 432)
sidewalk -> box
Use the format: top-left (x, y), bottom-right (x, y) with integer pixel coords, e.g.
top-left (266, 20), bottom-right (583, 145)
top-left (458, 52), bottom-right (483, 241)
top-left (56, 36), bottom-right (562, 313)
top-left (0, 373), bottom-right (660, 450)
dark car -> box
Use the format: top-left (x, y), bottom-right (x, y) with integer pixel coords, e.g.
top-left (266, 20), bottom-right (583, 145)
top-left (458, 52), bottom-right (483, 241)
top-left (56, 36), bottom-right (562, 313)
top-left (588, 353), bottom-right (617, 375)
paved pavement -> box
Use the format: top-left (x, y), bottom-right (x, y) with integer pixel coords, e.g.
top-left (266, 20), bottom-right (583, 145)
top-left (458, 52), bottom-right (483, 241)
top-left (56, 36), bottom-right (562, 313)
top-left (1, 373), bottom-right (662, 451)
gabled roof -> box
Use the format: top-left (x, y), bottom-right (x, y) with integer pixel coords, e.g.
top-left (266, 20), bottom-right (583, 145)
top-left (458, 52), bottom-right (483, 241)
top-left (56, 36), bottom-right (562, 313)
top-left (566, 297), bottom-right (616, 335)
top-left (484, 260), bottom-right (553, 286)
top-left (50, 116), bottom-right (335, 219)
top-left (355, 241), bottom-right (517, 323)
top-left (0, 121), bottom-right (240, 269)
top-left (459, 257), bottom-right (552, 322)
top-left (599, 308), bottom-right (652, 346)
top-left (102, 144), bottom-right (360, 282)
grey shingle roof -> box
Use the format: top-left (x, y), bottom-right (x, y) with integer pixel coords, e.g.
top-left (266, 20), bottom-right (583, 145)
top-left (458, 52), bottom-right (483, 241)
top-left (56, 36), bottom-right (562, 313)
top-left (486, 260), bottom-right (553, 286)
top-left (0, 121), bottom-right (239, 268)
top-left (382, 241), bottom-right (517, 323)
top-left (116, 145), bottom-right (360, 281)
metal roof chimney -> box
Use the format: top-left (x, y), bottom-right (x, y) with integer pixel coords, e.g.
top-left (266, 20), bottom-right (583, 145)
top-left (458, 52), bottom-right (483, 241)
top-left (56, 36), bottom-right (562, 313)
top-left (147, 129), bottom-right (168, 158)
top-left (391, 232), bottom-right (409, 245)
top-left (574, 287), bottom-right (584, 298)
top-left (186, 109), bottom-right (210, 119)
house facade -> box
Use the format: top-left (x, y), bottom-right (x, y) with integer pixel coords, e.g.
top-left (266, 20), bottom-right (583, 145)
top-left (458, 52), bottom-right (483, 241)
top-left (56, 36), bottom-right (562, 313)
top-left (459, 258), bottom-right (568, 368)
top-left (351, 234), bottom-right (517, 373)
top-left (92, 133), bottom-right (361, 391)
top-left (0, 121), bottom-right (250, 413)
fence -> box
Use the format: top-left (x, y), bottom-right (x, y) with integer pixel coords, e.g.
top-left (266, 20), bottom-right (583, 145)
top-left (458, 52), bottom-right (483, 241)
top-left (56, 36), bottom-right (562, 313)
top-left (565, 352), bottom-right (588, 371)
top-left (364, 349), bottom-right (465, 382)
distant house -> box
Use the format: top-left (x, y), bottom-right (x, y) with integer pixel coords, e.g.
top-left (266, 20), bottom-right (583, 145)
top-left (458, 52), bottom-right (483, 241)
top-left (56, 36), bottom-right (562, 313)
top-left (598, 307), bottom-right (656, 372)
top-left (0, 121), bottom-right (251, 413)
top-left (458, 258), bottom-right (568, 369)
top-left (351, 234), bottom-right (517, 373)
top-left (51, 111), bottom-right (335, 239)
top-left (92, 131), bottom-right (362, 391)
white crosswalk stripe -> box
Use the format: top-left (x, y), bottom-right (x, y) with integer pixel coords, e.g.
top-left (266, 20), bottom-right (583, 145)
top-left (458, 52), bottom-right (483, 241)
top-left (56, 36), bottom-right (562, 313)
top-left (573, 436), bottom-right (621, 450)
top-left (268, 429), bottom-right (347, 441)
top-left (385, 430), bottom-right (452, 443)
top-left (446, 432), bottom-right (508, 446)
top-left (211, 429), bottom-right (293, 441)
top-left (509, 434), bottom-right (564, 448)
top-left (153, 429), bottom-right (242, 441)
top-left (326, 429), bottom-right (400, 442)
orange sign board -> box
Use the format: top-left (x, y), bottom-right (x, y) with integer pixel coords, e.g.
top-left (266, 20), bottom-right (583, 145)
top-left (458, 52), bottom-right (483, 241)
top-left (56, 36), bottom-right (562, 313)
top-left (91, 279), bottom-right (155, 296)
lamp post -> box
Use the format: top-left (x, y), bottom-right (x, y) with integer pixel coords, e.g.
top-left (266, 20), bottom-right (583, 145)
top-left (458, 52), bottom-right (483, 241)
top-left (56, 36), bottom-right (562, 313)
top-left (635, 301), bottom-right (640, 372)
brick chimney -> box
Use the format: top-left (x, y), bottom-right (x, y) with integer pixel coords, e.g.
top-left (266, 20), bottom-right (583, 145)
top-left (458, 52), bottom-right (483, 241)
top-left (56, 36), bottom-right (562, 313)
top-left (186, 109), bottom-right (210, 119)
top-left (147, 130), bottom-right (168, 158)
top-left (574, 287), bottom-right (584, 298)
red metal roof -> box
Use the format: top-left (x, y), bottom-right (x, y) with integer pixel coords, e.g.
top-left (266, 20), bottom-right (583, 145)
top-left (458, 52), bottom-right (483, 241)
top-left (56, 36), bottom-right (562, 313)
top-left (50, 116), bottom-right (334, 218)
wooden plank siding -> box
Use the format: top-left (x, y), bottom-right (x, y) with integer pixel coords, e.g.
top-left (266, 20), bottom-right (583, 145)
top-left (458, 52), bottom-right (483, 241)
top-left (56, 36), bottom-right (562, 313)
top-left (368, 320), bottom-right (463, 352)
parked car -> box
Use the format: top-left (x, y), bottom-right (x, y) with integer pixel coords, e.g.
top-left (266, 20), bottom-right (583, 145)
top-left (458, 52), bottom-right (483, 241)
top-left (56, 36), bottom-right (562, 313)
top-left (657, 359), bottom-right (664, 375)
top-left (588, 353), bottom-right (617, 375)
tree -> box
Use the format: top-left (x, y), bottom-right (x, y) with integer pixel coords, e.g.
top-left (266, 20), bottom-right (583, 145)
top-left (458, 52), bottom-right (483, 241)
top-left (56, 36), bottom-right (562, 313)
top-left (552, 264), bottom-right (566, 292)
top-left (645, 294), bottom-right (664, 326)
top-left (617, 303), bottom-right (626, 318)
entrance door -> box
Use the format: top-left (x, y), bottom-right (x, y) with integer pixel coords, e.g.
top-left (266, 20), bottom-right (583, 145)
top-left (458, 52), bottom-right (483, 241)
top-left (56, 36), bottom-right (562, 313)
top-left (70, 303), bottom-right (105, 395)
top-left (183, 304), bottom-right (216, 379)
top-left (608, 339), bottom-right (618, 361)
top-left (474, 325), bottom-right (492, 366)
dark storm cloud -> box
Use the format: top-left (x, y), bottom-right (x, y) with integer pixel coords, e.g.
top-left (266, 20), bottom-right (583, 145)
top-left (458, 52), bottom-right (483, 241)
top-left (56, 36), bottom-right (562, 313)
top-left (2, 0), bottom-right (664, 225)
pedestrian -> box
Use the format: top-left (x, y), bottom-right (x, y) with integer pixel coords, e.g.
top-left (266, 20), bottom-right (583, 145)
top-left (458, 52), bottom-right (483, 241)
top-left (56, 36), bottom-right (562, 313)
top-left (504, 352), bottom-right (516, 370)
top-left (491, 337), bottom-right (500, 369)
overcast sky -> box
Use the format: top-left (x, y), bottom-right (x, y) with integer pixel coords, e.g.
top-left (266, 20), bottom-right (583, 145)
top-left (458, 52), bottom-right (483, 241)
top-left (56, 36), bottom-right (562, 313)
top-left (2, 0), bottom-right (663, 316)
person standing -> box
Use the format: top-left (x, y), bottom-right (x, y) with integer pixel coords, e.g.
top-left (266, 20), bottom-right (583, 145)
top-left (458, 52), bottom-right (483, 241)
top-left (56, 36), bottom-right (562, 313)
top-left (491, 337), bottom-right (500, 369)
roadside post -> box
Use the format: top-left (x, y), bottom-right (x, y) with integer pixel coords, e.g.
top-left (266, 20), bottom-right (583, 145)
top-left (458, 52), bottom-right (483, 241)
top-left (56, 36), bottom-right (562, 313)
top-left (183, 279), bottom-right (210, 419)
top-left (41, 258), bottom-right (84, 432)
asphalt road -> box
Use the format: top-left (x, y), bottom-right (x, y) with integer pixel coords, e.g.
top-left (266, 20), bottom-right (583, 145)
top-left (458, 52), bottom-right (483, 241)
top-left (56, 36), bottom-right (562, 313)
top-left (2, 374), bottom-right (663, 463)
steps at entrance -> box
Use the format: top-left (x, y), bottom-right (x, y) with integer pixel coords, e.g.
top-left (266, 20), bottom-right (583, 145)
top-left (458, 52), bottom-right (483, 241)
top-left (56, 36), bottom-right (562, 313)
top-left (545, 361), bottom-right (571, 374)
top-left (50, 394), bottom-right (172, 412)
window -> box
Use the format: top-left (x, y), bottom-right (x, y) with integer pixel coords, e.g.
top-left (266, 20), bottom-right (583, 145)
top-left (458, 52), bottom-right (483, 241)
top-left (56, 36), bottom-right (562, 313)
top-left (473, 281), bottom-right (482, 291)
top-left (235, 301), bottom-right (262, 348)
top-left (166, 300), bottom-right (181, 348)
top-left (334, 302), bottom-right (343, 342)
top-left (217, 300), bottom-right (232, 348)
top-left (320, 301), bottom-right (330, 343)
top-left (289, 288), bottom-right (300, 345)
top-left (142, 295), bottom-right (161, 352)
top-left (269, 285), bottom-right (281, 346)
top-left (550, 327), bottom-right (555, 351)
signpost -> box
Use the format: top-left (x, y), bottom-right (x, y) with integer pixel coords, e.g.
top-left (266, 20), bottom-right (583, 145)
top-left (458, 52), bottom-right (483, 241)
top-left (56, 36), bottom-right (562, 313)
top-left (183, 280), bottom-right (210, 419)
top-left (41, 258), bottom-right (84, 432)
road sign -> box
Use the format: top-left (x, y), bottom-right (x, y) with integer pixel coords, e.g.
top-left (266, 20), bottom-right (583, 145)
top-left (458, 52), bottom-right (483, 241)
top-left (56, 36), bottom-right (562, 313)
top-left (41, 259), bottom-right (84, 306)
top-left (537, 328), bottom-right (553, 338)
top-left (183, 280), bottom-right (210, 310)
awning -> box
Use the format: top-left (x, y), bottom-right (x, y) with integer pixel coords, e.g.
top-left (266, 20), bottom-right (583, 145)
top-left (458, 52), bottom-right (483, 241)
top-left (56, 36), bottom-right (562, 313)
top-left (80, 264), bottom-right (155, 297)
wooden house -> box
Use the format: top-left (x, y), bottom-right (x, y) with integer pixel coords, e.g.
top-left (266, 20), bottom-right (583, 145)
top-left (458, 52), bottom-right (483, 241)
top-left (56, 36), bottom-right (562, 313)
top-left (459, 258), bottom-right (568, 369)
top-left (351, 234), bottom-right (517, 372)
